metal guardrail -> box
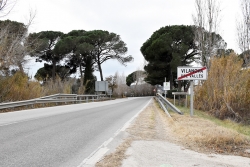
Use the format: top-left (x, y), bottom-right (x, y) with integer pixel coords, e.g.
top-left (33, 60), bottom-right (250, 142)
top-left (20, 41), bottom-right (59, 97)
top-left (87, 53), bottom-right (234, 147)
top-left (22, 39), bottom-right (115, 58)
top-left (40, 94), bottom-right (78, 99)
top-left (155, 96), bottom-right (171, 117)
top-left (172, 92), bottom-right (190, 107)
top-left (0, 94), bottom-right (107, 110)
top-left (156, 93), bottom-right (183, 115)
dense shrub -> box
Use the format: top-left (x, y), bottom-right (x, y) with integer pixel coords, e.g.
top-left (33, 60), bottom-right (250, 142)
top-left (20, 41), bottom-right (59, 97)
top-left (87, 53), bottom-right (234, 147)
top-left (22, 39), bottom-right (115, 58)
top-left (0, 72), bottom-right (42, 102)
top-left (194, 53), bottom-right (250, 123)
top-left (0, 72), bottom-right (77, 103)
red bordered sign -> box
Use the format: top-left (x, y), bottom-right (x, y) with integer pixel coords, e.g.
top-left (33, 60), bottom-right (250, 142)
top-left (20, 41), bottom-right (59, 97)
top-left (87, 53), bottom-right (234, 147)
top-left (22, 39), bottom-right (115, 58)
top-left (177, 67), bottom-right (207, 80)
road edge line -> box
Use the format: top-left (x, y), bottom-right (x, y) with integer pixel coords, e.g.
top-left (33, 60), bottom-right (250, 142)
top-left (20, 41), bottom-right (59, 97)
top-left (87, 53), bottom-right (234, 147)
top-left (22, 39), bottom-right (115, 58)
top-left (77, 97), bottom-right (152, 167)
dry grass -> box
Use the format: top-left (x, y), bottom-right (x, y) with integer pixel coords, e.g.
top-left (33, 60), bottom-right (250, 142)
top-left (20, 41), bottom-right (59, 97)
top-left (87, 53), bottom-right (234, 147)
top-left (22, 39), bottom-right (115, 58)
top-left (174, 116), bottom-right (248, 153)
top-left (95, 139), bottom-right (133, 167)
top-left (160, 107), bottom-right (250, 157)
top-left (96, 99), bottom-right (250, 167)
top-left (195, 53), bottom-right (250, 122)
top-left (0, 72), bottom-right (42, 102)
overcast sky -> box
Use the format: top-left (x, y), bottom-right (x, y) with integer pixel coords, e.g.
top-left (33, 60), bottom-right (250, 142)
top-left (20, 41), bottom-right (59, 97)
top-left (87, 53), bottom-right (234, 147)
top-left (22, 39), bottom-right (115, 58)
top-left (3, 0), bottom-right (240, 80)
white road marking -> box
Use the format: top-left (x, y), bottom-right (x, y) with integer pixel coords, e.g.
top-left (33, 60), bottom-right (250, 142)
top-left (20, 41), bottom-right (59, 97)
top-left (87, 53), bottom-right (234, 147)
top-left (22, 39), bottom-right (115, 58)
top-left (77, 98), bottom-right (152, 167)
top-left (85, 147), bottom-right (109, 165)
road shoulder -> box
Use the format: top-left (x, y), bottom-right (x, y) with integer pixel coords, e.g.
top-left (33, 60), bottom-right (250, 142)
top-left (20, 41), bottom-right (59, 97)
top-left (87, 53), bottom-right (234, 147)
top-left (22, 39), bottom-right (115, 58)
top-left (96, 99), bottom-right (250, 167)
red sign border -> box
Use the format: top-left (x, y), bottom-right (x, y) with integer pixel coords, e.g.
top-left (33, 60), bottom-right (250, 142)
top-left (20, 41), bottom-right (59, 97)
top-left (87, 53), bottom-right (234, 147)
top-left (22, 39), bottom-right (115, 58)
top-left (178, 67), bottom-right (207, 80)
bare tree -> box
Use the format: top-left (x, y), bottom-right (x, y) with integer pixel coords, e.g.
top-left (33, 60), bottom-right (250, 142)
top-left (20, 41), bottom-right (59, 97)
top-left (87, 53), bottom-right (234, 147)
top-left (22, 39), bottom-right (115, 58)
top-left (0, 10), bottom-right (36, 75)
top-left (193, 0), bottom-right (205, 66)
top-left (193, 0), bottom-right (224, 67)
top-left (129, 69), bottom-right (153, 97)
top-left (105, 75), bottom-right (117, 92)
top-left (0, 0), bottom-right (8, 11)
top-left (0, 0), bottom-right (16, 17)
top-left (237, 0), bottom-right (250, 66)
top-left (112, 72), bottom-right (128, 97)
top-left (0, 20), bottom-right (25, 75)
top-left (207, 0), bottom-right (221, 60)
top-left (131, 70), bottom-right (145, 95)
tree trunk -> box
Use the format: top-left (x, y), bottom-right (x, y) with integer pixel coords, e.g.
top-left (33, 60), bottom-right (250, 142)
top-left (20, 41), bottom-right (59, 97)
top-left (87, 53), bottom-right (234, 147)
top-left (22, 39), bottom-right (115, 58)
top-left (98, 62), bottom-right (104, 81)
top-left (79, 64), bottom-right (83, 85)
top-left (169, 69), bottom-right (173, 90)
top-left (52, 60), bottom-right (56, 81)
top-left (17, 62), bottom-right (24, 73)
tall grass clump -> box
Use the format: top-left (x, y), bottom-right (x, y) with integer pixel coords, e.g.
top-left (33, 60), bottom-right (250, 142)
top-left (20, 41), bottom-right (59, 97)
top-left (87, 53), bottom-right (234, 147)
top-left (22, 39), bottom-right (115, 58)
top-left (41, 76), bottom-right (75, 96)
top-left (0, 72), bottom-right (76, 103)
top-left (0, 71), bottom-right (42, 102)
top-left (195, 53), bottom-right (250, 123)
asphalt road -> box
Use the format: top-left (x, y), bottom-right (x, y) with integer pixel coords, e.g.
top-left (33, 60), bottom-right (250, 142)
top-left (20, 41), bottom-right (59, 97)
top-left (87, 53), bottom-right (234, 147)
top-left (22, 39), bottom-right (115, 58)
top-left (0, 97), bottom-right (152, 167)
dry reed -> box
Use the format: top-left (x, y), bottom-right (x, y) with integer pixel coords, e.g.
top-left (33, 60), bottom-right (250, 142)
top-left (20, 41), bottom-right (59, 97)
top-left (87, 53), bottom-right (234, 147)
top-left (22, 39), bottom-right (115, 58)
top-left (195, 53), bottom-right (250, 123)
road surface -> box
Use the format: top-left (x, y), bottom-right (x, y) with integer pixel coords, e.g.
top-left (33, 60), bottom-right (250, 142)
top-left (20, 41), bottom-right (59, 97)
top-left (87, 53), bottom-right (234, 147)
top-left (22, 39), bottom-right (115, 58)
top-left (0, 97), bottom-right (152, 167)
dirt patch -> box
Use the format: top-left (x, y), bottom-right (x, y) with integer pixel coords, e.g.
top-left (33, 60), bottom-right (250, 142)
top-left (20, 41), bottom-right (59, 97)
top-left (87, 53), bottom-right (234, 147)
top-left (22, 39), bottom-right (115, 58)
top-left (96, 98), bottom-right (250, 166)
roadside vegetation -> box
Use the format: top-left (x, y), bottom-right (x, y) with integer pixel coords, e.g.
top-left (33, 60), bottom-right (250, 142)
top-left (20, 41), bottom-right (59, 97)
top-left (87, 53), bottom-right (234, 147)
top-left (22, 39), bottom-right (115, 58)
top-left (0, 72), bottom-right (41, 102)
top-left (171, 104), bottom-right (250, 156)
top-left (178, 105), bottom-right (250, 138)
top-left (96, 99), bottom-right (250, 166)
top-left (194, 53), bottom-right (250, 124)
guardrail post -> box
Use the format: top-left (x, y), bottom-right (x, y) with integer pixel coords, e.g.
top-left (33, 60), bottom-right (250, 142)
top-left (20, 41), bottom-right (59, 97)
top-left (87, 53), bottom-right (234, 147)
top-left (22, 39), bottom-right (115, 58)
top-left (86, 97), bottom-right (88, 103)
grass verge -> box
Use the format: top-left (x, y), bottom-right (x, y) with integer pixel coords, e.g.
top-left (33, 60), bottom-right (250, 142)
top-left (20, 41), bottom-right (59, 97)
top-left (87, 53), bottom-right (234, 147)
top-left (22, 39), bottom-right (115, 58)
top-left (166, 99), bottom-right (250, 156)
top-left (176, 104), bottom-right (250, 137)
top-left (168, 97), bottom-right (250, 137)
top-left (96, 98), bottom-right (250, 167)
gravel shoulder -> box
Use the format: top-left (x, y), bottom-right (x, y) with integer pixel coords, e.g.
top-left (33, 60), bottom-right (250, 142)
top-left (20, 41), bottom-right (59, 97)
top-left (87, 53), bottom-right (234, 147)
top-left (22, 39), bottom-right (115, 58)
top-left (123, 140), bottom-right (249, 167)
top-left (96, 99), bottom-right (250, 167)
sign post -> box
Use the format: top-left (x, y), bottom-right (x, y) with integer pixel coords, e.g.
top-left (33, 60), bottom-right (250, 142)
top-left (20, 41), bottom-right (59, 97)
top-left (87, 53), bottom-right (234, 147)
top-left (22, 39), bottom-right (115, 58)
top-left (190, 80), bottom-right (194, 116)
top-left (163, 77), bottom-right (170, 98)
top-left (177, 66), bottom-right (207, 116)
